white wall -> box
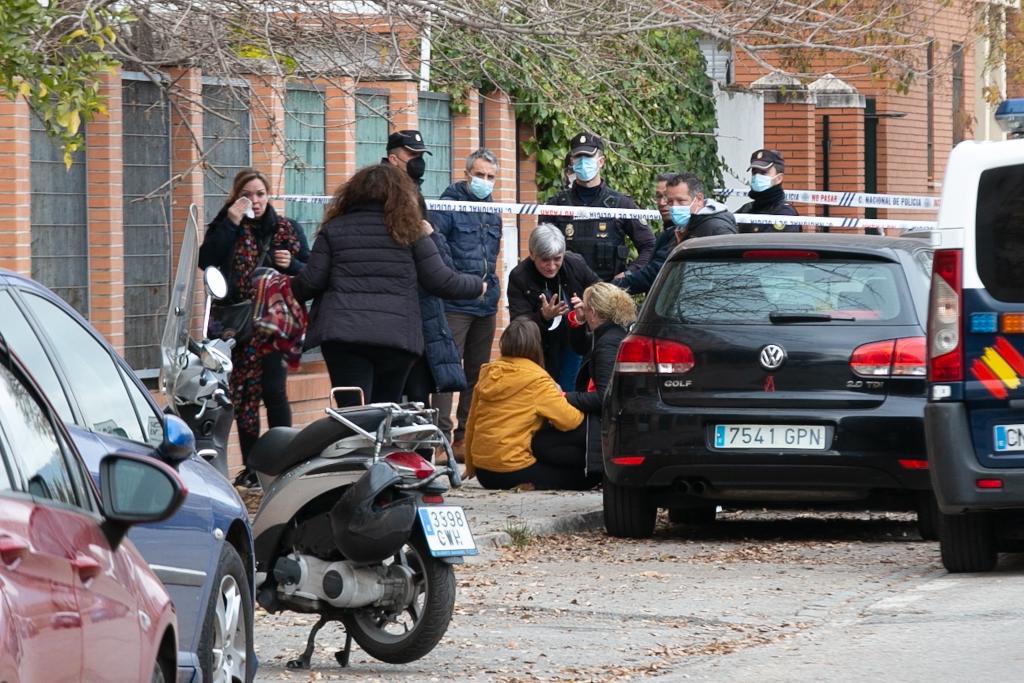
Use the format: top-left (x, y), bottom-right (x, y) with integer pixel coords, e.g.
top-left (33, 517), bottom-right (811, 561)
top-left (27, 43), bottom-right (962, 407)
top-left (713, 84), bottom-right (764, 210)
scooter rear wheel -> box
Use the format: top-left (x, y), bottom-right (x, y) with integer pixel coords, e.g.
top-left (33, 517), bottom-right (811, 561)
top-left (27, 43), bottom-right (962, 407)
top-left (341, 534), bottom-right (455, 664)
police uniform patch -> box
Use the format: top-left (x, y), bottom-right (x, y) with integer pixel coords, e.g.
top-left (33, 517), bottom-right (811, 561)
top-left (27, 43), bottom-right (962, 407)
top-left (773, 222), bottom-right (785, 231)
top-left (598, 223), bottom-right (607, 232)
top-left (565, 224), bottom-right (575, 238)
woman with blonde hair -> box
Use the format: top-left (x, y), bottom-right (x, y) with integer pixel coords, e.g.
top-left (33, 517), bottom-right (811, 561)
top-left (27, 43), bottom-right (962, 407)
top-left (463, 317), bottom-right (588, 490)
top-left (291, 163), bottom-right (484, 406)
top-left (532, 281), bottom-right (637, 482)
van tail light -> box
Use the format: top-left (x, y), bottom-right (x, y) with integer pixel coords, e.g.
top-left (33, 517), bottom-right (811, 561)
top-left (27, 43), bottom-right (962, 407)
top-left (928, 249), bottom-right (963, 381)
top-left (616, 335), bottom-right (694, 374)
top-left (849, 337), bottom-right (925, 378)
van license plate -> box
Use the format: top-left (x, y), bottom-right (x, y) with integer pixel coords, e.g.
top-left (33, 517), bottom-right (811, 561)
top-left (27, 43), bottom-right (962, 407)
top-left (417, 506), bottom-right (477, 557)
top-left (714, 424), bottom-right (827, 450)
top-left (993, 424), bottom-right (1024, 452)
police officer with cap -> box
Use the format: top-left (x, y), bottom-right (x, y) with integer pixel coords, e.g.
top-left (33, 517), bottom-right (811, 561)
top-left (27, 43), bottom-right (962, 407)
top-left (543, 132), bottom-right (655, 282)
top-left (384, 130), bottom-right (432, 211)
top-left (737, 148), bottom-right (800, 233)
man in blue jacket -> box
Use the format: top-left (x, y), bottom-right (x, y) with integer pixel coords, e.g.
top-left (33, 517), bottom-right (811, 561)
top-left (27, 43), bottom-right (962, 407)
top-left (429, 148), bottom-right (504, 455)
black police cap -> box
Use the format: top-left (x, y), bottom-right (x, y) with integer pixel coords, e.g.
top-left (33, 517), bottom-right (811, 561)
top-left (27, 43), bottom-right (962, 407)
top-left (748, 148), bottom-right (784, 171)
top-left (569, 132), bottom-right (604, 156)
top-left (386, 130), bottom-right (432, 155)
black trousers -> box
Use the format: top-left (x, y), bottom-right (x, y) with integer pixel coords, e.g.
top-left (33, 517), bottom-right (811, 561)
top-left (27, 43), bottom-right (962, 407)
top-left (321, 342), bottom-right (418, 407)
top-left (476, 422), bottom-right (597, 491)
top-left (238, 351), bottom-right (292, 460)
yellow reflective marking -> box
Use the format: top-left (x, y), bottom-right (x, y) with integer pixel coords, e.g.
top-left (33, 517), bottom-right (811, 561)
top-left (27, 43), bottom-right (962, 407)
top-left (981, 347), bottom-right (1021, 390)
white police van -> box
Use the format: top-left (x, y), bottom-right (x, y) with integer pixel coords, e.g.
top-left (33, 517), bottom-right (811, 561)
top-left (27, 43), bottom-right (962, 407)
top-left (926, 98), bottom-right (1024, 572)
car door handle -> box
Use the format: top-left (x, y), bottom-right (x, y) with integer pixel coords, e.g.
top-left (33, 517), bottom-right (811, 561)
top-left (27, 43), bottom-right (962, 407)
top-left (72, 555), bottom-right (102, 583)
top-left (0, 534), bottom-right (29, 566)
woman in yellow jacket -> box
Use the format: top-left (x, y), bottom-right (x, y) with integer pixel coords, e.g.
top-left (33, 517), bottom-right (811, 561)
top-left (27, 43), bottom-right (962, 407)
top-left (463, 317), bottom-right (589, 490)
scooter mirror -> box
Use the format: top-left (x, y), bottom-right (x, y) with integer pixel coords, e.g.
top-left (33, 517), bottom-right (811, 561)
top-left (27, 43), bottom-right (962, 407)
top-left (204, 267), bottom-right (228, 300)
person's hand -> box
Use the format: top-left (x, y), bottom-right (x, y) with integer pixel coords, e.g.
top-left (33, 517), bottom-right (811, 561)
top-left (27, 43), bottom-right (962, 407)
top-left (227, 196), bottom-right (252, 226)
top-left (613, 272), bottom-right (625, 280)
top-left (273, 250), bottom-right (292, 269)
top-left (461, 466), bottom-right (475, 480)
top-left (421, 219), bottom-right (434, 236)
top-left (539, 293), bottom-right (570, 321)
top-left (570, 294), bottom-right (583, 315)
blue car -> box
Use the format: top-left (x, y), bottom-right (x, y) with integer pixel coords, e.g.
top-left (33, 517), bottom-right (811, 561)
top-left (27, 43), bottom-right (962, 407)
top-left (0, 269), bottom-right (255, 682)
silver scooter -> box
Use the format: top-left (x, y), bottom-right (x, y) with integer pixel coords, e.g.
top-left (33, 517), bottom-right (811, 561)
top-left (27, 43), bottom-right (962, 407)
top-left (160, 205), bottom-right (235, 476)
top-left (247, 391), bottom-right (475, 669)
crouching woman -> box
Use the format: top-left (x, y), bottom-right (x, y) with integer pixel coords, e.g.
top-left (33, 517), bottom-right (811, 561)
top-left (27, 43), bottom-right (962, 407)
top-left (463, 317), bottom-right (588, 490)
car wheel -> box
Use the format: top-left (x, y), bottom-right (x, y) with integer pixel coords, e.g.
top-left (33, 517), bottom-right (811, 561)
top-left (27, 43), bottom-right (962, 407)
top-left (915, 490), bottom-right (940, 541)
top-left (940, 511), bottom-right (997, 573)
top-left (668, 505), bottom-right (717, 526)
top-left (603, 478), bottom-right (656, 538)
top-left (199, 544), bottom-right (255, 683)
top-left (341, 534), bottom-right (456, 664)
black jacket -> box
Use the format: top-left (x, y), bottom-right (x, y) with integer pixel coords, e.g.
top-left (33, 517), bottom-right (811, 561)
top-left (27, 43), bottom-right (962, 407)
top-left (507, 252), bottom-right (600, 379)
top-left (544, 182), bottom-right (656, 282)
top-left (565, 321), bottom-right (629, 474)
top-left (198, 204), bottom-right (310, 301)
top-left (683, 200), bottom-right (739, 240)
top-left (291, 204), bottom-right (481, 353)
top-left (616, 222), bottom-right (677, 294)
top-left (737, 184), bottom-right (800, 233)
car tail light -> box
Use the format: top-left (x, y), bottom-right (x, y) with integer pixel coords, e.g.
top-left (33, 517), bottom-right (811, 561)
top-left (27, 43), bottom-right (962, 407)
top-left (850, 340), bottom-right (895, 376)
top-left (892, 337), bottom-right (927, 376)
top-left (976, 478), bottom-right (1003, 489)
top-left (850, 337), bottom-right (926, 378)
top-left (898, 458), bottom-right (929, 470)
top-left (655, 339), bottom-right (694, 374)
top-left (616, 335), bottom-right (655, 373)
top-left (383, 451), bottom-right (435, 479)
top-left (928, 249), bottom-right (963, 381)
top-left (610, 455), bottom-right (645, 466)
top-left (616, 336), bottom-right (695, 374)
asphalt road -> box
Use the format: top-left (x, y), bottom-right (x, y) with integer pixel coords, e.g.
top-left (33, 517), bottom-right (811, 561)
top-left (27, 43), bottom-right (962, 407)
top-left (253, 510), bottom-right (1024, 681)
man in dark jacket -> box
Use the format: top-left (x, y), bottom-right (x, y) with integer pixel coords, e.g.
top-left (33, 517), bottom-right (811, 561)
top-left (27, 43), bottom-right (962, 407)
top-left (615, 172), bottom-right (677, 295)
top-left (542, 132), bottom-right (655, 282)
top-left (668, 172), bottom-right (738, 240)
top-left (428, 148), bottom-right (504, 448)
top-left (507, 224), bottom-right (600, 388)
top-left (737, 148), bottom-right (800, 233)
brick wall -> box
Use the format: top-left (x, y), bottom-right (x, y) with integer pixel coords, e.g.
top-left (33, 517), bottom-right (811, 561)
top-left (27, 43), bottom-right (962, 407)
top-left (0, 97), bottom-right (31, 275)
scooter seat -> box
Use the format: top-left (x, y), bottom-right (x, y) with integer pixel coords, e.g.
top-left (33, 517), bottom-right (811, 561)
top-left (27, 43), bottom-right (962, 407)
top-left (247, 407), bottom-right (388, 476)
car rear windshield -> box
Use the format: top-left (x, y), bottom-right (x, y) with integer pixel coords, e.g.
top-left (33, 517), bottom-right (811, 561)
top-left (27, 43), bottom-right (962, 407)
top-left (652, 259), bottom-right (915, 325)
top-left (976, 164), bottom-right (1024, 302)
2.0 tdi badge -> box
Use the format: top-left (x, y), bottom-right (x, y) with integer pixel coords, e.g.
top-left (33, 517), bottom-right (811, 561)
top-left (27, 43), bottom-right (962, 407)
top-left (759, 344), bottom-right (786, 371)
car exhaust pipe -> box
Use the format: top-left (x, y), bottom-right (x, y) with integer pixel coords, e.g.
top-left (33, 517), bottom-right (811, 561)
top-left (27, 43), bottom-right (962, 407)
top-left (674, 480), bottom-right (691, 494)
top-left (691, 480), bottom-right (707, 495)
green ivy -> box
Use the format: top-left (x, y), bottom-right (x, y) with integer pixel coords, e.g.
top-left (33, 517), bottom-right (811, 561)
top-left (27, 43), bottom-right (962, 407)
top-left (432, 28), bottom-right (723, 211)
top-left (0, 0), bottom-right (127, 166)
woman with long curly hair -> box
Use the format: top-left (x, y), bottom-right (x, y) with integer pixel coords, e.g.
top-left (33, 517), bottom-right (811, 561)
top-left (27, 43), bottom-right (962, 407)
top-left (291, 163), bottom-right (484, 406)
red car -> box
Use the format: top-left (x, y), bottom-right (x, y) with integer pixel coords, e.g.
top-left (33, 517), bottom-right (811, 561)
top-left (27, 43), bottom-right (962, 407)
top-left (0, 341), bottom-right (187, 682)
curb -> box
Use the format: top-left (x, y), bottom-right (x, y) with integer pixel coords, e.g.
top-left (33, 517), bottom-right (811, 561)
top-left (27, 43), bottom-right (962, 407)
top-left (467, 509), bottom-right (604, 563)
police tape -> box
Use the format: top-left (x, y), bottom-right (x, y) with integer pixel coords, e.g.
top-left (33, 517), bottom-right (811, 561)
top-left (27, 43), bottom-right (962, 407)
top-left (717, 188), bottom-right (940, 210)
top-left (277, 195), bottom-right (937, 231)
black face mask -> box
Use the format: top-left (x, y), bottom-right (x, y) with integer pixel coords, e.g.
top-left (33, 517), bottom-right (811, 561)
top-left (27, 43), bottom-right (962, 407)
top-left (406, 156), bottom-right (426, 183)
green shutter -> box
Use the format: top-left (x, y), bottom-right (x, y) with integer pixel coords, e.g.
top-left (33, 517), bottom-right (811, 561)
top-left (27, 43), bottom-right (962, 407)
top-left (30, 110), bottom-right (88, 316)
top-left (284, 88), bottom-right (326, 244)
top-left (417, 94), bottom-right (452, 199)
top-left (202, 85), bottom-right (251, 223)
top-left (355, 92), bottom-right (389, 171)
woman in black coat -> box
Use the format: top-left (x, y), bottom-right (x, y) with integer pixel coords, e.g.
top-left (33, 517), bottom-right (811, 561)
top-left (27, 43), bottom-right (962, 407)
top-left (532, 282), bottom-right (636, 483)
top-left (291, 164), bottom-right (484, 407)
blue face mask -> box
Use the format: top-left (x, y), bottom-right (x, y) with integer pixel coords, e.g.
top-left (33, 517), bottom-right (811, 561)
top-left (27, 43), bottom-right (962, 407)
top-left (468, 176), bottom-right (494, 199)
top-left (750, 174), bottom-right (773, 193)
top-left (572, 156), bottom-right (599, 182)
top-left (669, 202), bottom-right (693, 228)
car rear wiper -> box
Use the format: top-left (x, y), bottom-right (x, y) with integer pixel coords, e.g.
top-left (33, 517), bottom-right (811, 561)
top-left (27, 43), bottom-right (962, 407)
top-left (769, 312), bottom-right (857, 323)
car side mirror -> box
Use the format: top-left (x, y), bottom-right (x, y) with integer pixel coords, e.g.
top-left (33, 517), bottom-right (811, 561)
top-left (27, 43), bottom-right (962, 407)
top-left (159, 414), bottom-right (195, 464)
top-left (204, 267), bottom-right (228, 300)
top-left (100, 453), bottom-right (187, 549)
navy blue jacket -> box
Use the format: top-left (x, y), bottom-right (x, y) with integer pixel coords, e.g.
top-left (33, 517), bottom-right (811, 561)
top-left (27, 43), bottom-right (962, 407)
top-left (428, 181), bottom-right (502, 317)
top-left (615, 222), bottom-right (676, 295)
top-left (418, 231), bottom-right (467, 393)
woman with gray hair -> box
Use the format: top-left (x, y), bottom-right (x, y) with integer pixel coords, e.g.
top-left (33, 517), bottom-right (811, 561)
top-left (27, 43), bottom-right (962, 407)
top-left (507, 223), bottom-right (600, 387)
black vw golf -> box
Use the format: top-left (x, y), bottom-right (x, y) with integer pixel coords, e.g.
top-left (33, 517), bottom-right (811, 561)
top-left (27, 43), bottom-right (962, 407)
top-left (603, 233), bottom-right (936, 539)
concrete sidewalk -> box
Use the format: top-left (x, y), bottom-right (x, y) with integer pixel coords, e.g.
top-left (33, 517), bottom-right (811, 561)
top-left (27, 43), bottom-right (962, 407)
top-left (441, 478), bottom-right (604, 560)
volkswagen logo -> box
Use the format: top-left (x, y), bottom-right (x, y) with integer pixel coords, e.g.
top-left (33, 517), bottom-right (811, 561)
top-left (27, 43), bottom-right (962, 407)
top-left (759, 344), bottom-right (786, 371)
